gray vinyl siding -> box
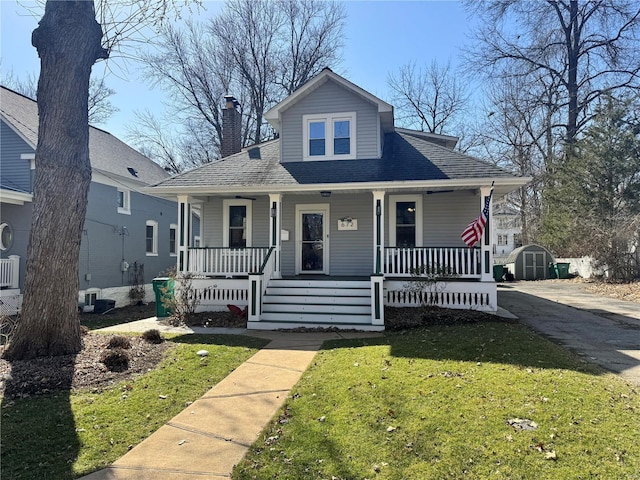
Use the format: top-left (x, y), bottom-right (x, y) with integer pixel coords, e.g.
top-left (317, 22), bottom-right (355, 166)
top-left (1, 121), bottom-right (33, 193)
top-left (280, 193), bottom-right (374, 277)
top-left (386, 191), bottom-right (479, 248)
top-left (202, 196), bottom-right (270, 247)
top-left (80, 182), bottom-right (179, 290)
top-left (0, 202), bottom-right (32, 289)
top-left (424, 191), bottom-right (478, 247)
top-left (279, 80), bottom-right (380, 163)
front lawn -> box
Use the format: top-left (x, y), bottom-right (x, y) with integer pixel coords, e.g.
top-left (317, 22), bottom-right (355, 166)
top-left (235, 322), bottom-right (640, 479)
top-left (0, 334), bottom-right (268, 479)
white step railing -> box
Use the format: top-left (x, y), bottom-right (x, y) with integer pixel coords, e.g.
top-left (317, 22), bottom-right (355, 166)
top-left (384, 247), bottom-right (481, 278)
top-left (0, 256), bottom-right (20, 289)
top-left (188, 247), bottom-right (269, 276)
top-left (248, 247), bottom-right (276, 321)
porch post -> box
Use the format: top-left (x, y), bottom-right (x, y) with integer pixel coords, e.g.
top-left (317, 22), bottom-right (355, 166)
top-left (269, 193), bottom-right (282, 278)
top-left (177, 195), bottom-right (192, 274)
top-left (372, 190), bottom-right (385, 274)
top-left (9, 255), bottom-right (20, 289)
top-left (248, 273), bottom-right (261, 321)
top-left (480, 186), bottom-right (494, 282)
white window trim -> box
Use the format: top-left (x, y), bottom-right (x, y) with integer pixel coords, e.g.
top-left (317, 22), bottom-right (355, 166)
top-left (303, 112), bottom-right (356, 161)
top-left (389, 195), bottom-right (423, 247)
top-left (222, 199), bottom-right (252, 247)
top-left (169, 223), bottom-right (178, 257)
top-left (146, 220), bottom-right (158, 256)
top-left (117, 188), bottom-right (131, 215)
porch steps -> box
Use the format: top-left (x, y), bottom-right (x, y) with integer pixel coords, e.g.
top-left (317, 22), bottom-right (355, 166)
top-left (260, 279), bottom-right (372, 326)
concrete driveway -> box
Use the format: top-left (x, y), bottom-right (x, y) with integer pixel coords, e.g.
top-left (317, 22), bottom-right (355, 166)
top-left (498, 281), bottom-right (640, 386)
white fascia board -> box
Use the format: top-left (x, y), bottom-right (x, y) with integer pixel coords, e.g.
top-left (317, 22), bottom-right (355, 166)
top-left (144, 176), bottom-right (532, 198)
top-left (0, 188), bottom-right (33, 205)
top-left (91, 169), bottom-right (148, 190)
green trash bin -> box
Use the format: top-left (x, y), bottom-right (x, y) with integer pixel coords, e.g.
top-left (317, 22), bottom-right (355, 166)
top-left (152, 277), bottom-right (174, 317)
top-left (554, 262), bottom-right (570, 279)
top-left (493, 265), bottom-right (505, 282)
top-left (548, 263), bottom-right (557, 279)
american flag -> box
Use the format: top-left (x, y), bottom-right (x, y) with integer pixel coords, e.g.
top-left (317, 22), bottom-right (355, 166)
top-left (461, 188), bottom-right (493, 248)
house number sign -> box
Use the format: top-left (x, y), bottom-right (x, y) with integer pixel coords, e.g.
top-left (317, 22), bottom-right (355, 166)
top-left (337, 217), bottom-right (358, 230)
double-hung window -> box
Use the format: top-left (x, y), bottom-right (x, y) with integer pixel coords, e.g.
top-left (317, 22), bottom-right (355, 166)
top-left (169, 224), bottom-right (177, 256)
top-left (223, 199), bottom-right (252, 248)
top-left (117, 188), bottom-right (131, 215)
top-left (389, 195), bottom-right (423, 247)
top-left (303, 112), bottom-right (356, 160)
top-left (146, 220), bottom-right (158, 256)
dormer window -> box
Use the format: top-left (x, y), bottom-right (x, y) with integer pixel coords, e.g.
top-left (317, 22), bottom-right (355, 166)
top-left (303, 112), bottom-right (356, 160)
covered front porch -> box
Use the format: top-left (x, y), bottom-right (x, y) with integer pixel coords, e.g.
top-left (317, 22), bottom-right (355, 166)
top-left (171, 186), bottom-right (498, 330)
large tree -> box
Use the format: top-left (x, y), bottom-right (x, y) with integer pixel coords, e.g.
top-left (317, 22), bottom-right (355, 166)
top-left (136, 0), bottom-right (345, 171)
top-left (3, 1), bottom-right (107, 359)
top-left (465, 0), bottom-right (640, 147)
top-left (4, 0), bottom-right (188, 360)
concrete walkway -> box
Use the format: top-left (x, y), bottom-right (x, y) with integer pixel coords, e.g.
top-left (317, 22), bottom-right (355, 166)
top-left (498, 281), bottom-right (640, 386)
top-left (80, 324), bottom-right (381, 479)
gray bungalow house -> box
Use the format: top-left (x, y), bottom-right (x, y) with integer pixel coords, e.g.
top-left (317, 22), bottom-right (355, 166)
top-left (0, 86), bottom-right (189, 314)
top-left (148, 69), bottom-right (530, 331)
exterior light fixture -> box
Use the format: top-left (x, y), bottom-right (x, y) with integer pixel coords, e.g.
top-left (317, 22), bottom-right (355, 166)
top-left (320, 191), bottom-right (331, 197)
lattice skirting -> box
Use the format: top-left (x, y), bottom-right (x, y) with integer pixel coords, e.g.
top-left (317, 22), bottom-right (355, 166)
top-left (0, 293), bottom-right (23, 316)
top-left (384, 280), bottom-right (497, 312)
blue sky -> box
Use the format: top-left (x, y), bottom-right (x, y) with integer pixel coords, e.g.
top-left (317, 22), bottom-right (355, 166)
top-left (1, 1), bottom-right (475, 141)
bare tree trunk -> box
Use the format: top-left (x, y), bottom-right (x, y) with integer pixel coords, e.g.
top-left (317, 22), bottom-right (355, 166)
top-left (4, 1), bottom-right (106, 360)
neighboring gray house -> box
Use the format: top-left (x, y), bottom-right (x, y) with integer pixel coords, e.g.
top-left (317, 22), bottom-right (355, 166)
top-left (0, 86), bottom-right (190, 312)
top-left (148, 69), bottom-right (531, 330)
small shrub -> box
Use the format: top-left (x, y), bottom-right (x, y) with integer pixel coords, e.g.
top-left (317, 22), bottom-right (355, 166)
top-left (80, 325), bottom-right (90, 336)
top-left (0, 314), bottom-right (18, 346)
top-left (100, 348), bottom-right (130, 372)
top-left (142, 329), bottom-right (164, 344)
top-left (107, 335), bottom-right (132, 349)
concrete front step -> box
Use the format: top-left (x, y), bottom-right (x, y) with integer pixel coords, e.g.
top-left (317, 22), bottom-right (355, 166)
top-left (248, 320), bottom-right (385, 331)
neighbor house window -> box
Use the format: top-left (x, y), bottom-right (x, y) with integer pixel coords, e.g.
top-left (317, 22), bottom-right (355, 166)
top-left (146, 220), bottom-right (158, 256)
top-left (169, 224), bottom-right (177, 256)
top-left (498, 234), bottom-right (509, 246)
top-left (117, 188), bottom-right (131, 215)
top-left (389, 195), bottom-right (423, 248)
top-left (223, 199), bottom-right (252, 248)
top-left (303, 112), bottom-right (356, 160)
top-left (0, 223), bottom-right (13, 251)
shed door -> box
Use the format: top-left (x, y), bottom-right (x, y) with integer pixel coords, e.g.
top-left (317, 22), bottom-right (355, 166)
top-left (523, 251), bottom-right (546, 280)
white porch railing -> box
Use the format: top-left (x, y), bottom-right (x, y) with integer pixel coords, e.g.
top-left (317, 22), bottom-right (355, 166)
top-left (248, 247), bottom-right (276, 322)
top-left (384, 247), bottom-right (481, 278)
top-left (188, 247), bottom-right (270, 276)
top-left (0, 256), bottom-right (20, 289)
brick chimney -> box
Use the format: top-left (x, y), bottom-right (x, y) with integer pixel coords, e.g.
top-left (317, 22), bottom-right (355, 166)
top-left (221, 95), bottom-right (241, 158)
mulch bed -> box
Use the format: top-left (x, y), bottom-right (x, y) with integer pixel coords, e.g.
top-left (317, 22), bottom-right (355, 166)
top-left (0, 332), bottom-right (171, 398)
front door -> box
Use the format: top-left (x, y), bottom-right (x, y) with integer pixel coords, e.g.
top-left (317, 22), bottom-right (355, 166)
top-left (296, 204), bottom-right (329, 274)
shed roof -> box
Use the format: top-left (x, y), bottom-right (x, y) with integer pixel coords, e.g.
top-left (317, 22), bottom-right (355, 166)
top-left (505, 244), bottom-right (555, 264)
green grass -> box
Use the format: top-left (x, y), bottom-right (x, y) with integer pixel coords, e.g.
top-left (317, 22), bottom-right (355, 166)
top-left (234, 323), bottom-right (640, 480)
top-left (0, 334), bottom-right (268, 480)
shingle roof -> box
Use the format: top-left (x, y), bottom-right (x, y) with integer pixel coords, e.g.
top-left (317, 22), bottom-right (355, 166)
top-left (0, 86), bottom-right (169, 185)
top-left (151, 131), bottom-right (520, 190)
